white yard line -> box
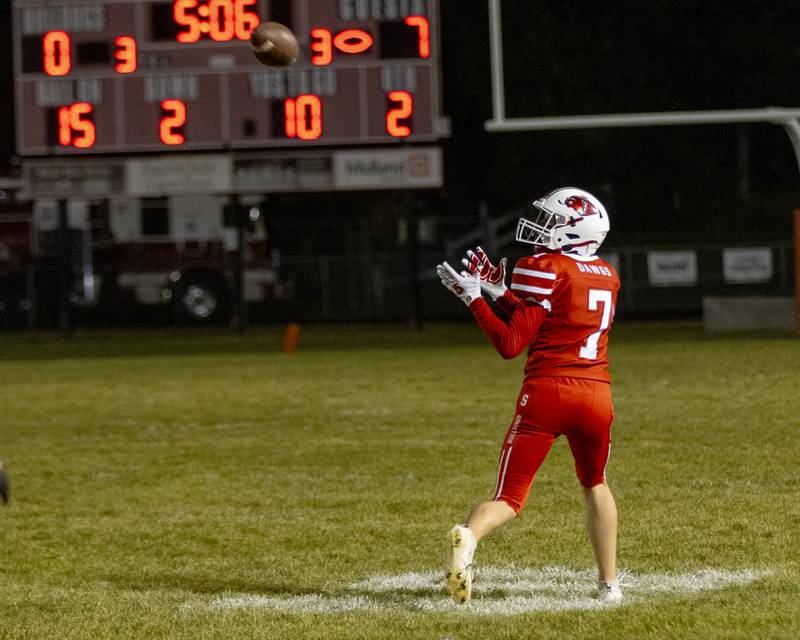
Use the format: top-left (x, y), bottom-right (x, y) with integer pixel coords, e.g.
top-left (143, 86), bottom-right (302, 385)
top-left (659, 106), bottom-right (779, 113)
top-left (204, 565), bottom-right (772, 615)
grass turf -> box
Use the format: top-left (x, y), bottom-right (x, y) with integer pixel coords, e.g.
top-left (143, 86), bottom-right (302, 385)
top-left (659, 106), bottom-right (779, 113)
top-left (0, 322), bottom-right (798, 639)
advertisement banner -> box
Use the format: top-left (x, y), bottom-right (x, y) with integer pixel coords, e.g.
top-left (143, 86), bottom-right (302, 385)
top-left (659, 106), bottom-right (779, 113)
top-left (722, 248), bottom-right (773, 284)
top-left (647, 251), bottom-right (698, 287)
top-left (333, 147), bottom-right (443, 190)
top-left (126, 155), bottom-right (233, 196)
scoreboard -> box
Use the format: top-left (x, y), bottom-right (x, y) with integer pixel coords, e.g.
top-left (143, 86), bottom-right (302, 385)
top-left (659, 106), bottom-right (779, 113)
top-left (12, 0), bottom-right (442, 156)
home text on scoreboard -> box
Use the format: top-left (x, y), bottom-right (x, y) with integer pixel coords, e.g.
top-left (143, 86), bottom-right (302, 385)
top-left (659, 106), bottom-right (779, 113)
top-left (12, 0), bottom-right (442, 155)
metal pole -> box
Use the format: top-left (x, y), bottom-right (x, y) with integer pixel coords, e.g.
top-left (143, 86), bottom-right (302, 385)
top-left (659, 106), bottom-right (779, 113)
top-left (230, 195), bottom-right (247, 334)
top-left (56, 199), bottom-right (71, 335)
top-left (487, 0), bottom-right (506, 125)
top-left (486, 107), bottom-right (800, 132)
top-left (406, 192), bottom-right (422, 330)
top-left (25, 264), bottom-right (36, 330)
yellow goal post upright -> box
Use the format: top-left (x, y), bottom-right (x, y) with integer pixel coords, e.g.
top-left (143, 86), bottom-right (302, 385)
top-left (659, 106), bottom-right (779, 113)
top-left (484, 0), bottom-right (800, 335)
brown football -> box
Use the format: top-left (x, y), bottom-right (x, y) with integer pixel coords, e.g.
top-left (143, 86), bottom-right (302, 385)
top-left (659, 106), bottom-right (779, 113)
top-left (249, 21), bottom-right (300, 67)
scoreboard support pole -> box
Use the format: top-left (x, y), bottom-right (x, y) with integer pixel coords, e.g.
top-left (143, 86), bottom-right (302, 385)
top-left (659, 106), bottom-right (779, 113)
top-left (230, 195), bottom-right (248, 335)
top-left (405, 192), bottom-right (422, 331)
top-left (57, 200), bottom-right (72, 336)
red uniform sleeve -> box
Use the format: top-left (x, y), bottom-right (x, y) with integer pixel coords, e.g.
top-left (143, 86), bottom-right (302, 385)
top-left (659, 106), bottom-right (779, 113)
top-left (495, 289), bottom-right (520, 317)
top-left (469, 297), bottom-right (547, 359)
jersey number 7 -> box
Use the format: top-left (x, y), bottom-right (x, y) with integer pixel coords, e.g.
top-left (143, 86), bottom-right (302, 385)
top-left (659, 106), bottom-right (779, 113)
top-left (579, 289), bottom-right (613, 360)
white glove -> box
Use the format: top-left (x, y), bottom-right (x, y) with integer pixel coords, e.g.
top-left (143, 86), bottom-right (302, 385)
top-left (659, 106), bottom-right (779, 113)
top-left (436, 261), bottom-right (482, 307)
top-left (462, 246), bottom-right (508, 301)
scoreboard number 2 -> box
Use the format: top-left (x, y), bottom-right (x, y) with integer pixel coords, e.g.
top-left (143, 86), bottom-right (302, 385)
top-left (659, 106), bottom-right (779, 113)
top-left (386, 91), bottom-right (413, 137)
top-left (160, 100), bottom-right (188, 145)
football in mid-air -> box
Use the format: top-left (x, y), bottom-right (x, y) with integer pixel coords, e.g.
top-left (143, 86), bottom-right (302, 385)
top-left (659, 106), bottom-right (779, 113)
top-left (250, 21), bottom-right (300, 67)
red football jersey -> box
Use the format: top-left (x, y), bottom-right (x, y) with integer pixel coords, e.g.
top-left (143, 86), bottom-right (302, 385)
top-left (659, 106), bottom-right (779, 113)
top-left (500, 253), bottom-right (620, 382)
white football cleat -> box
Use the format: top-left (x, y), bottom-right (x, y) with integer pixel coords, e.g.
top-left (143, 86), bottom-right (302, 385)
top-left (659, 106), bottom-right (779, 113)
top-left (596, 579), bottom-right (623, 604)
top-left (446, 524), bottom-right (476, 604)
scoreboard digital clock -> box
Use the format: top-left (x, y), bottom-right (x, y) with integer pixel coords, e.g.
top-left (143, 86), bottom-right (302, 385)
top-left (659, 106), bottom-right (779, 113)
top-left (12, 0), bottom-right (442, 155)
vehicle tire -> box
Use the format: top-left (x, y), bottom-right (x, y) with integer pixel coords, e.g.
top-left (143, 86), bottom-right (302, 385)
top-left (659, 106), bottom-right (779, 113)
top-left (174, 271), bottom-right (228, 324)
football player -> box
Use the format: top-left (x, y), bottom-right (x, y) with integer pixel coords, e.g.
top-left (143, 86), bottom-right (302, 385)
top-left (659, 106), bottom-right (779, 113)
top-left (436, 187), bottom-right (622, 604)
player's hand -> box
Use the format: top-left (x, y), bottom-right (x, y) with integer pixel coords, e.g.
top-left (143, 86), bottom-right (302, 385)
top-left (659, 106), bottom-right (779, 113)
top-left (436, 261), bottom-right (482, 307)
top-left (462, 246), bottom-right (508, 300)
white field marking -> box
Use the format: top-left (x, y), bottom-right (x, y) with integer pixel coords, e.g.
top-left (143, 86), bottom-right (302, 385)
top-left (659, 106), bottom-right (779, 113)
top-left (204, 566), bottom-right (771, 616)
top-left (209, 594), bottom-right (372, 613)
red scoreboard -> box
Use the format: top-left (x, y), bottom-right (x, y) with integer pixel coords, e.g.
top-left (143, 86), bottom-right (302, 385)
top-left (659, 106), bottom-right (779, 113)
top-left (12, 0), bottom-right (442, 155)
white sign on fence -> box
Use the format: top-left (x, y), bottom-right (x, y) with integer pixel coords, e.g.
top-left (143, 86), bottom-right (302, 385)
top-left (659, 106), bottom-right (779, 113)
top-left (722, 248), bottom-right (773, 284)
top-left (599, 252), bottom-right (620, 275)
top-left (647, 250), bottom-right (698, 287)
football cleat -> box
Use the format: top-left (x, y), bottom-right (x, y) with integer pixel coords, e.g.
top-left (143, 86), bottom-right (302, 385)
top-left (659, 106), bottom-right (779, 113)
top-left (596, 579), bottom-right (623, 604)
top-left (445, 524), bottom-right (476, 604)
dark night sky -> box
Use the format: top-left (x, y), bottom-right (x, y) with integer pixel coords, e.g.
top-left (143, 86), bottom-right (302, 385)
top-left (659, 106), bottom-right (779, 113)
top-left (2, 1), bottom-right (800, 246)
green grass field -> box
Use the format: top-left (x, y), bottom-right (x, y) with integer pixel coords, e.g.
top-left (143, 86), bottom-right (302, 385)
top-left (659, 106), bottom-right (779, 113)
top-left (1, 322), bottom-right (799, 639)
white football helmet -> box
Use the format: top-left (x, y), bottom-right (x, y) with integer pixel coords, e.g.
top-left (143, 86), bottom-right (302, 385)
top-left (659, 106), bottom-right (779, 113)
top-left (516, 187), bottom-right (609, 256)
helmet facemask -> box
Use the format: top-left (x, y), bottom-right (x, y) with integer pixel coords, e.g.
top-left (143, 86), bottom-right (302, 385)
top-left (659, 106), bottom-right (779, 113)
top-left (515, 200), bottom-right (567, 249)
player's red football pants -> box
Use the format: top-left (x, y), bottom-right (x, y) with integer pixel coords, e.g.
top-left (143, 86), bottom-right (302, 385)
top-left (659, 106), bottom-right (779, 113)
top-left (492, 376), bottom-right (614, 513)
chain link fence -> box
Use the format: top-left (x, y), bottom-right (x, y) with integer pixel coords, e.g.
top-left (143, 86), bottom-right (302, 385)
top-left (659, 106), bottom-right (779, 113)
top-left (1, 242), bottom-right (794, 328)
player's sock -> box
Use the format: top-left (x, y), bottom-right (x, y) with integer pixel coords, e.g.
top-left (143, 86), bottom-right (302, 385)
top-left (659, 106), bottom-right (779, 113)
top-left (445, 524), bottom-right (476, 604)
top-left (596, 579), bottom-right (623, 604)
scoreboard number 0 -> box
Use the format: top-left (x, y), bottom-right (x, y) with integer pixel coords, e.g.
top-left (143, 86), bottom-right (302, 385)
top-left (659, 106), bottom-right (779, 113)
top-left (43, 30), bottom-right (71, 77)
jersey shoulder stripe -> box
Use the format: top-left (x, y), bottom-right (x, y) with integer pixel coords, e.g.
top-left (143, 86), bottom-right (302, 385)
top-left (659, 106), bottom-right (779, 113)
top-left (511, 282), bottom-right (553, 295)
top-left (513, 267), bottom-right (557, 280)
top-left (511, 256), bottom-right (560, 303)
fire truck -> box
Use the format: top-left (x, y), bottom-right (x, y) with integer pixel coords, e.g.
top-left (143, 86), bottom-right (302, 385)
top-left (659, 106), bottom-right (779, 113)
top-left (34, 195), bottom-right (279, 325)
top-left (2, 170), bottom-right (281, 327)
